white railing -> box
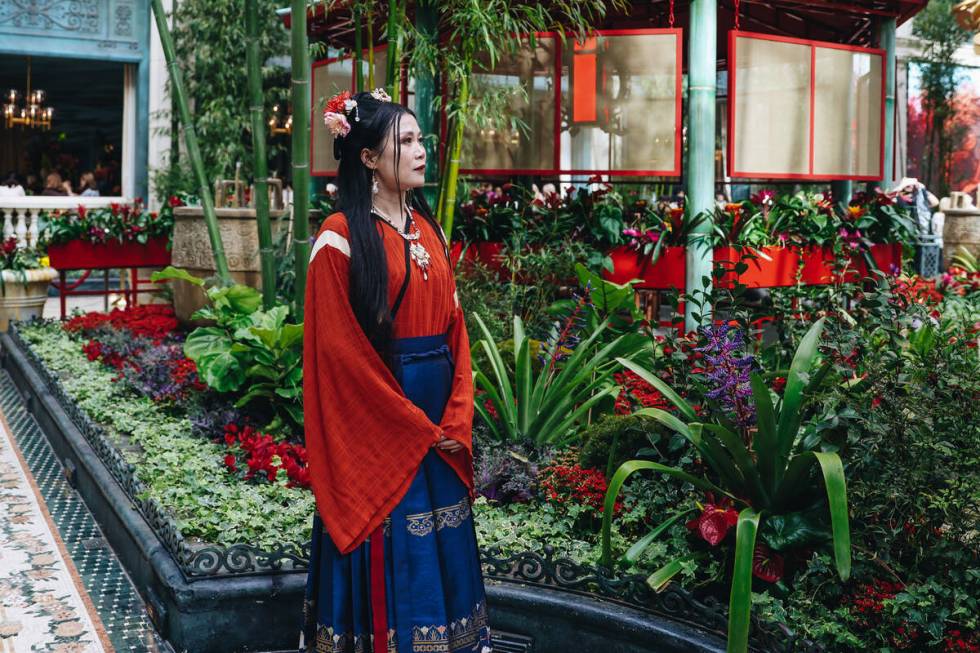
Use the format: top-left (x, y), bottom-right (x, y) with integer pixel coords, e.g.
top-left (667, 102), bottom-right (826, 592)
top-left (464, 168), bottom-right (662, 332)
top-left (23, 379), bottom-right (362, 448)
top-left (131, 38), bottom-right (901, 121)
top-left (0, 196), bottom-right (129, 247)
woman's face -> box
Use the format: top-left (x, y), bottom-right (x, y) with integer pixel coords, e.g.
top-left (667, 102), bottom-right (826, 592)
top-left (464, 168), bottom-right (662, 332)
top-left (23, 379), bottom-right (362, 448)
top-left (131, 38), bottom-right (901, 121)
top-left (368, 113), bottom-right (426, 192)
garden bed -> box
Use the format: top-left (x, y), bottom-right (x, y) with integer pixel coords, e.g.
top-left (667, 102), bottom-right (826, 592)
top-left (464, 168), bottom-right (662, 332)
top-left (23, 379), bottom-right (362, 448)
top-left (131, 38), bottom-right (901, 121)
top-left (0, 318), bottom-right (752, 653)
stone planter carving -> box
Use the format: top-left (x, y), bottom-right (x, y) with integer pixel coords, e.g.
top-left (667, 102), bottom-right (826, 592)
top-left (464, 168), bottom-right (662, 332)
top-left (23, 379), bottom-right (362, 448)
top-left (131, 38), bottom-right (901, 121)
top-left (941, 192), bottom-right (980, 269)
top-left (170, 207), bottom-right (288, 322)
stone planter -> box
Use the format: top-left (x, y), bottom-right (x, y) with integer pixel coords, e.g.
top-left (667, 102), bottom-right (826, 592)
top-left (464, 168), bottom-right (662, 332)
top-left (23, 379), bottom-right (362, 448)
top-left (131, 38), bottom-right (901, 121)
top-left (941, 192), bottom-right (980, 269)
top-left (0, 267), bottom-right (58, 331)
top-left (170, 207), bottom-right (288, 323)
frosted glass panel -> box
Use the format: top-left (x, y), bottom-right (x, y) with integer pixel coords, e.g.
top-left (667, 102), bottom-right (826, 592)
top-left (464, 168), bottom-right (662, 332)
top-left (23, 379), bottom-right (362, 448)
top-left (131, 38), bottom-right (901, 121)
top-left (731, 35), bottom-right (811, 176)
top-left (813, 47), bottom-right (882, 177)
top-left (461, 36), bottom-right (557, 172)
top-left (559, 31), bottom-right (679, 173)
top-left (311, 58), bottom-right (354, 175)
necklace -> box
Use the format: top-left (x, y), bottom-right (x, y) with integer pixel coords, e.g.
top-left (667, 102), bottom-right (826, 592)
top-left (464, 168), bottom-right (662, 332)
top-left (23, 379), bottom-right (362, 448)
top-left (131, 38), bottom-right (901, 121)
top-left (371, 205), bottom-right (431, 281)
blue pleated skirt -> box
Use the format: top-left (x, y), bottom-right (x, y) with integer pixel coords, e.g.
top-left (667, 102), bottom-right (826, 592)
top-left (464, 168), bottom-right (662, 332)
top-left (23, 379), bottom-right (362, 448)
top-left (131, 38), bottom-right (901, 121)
top-left (301, 334), bottom-right (492, 653)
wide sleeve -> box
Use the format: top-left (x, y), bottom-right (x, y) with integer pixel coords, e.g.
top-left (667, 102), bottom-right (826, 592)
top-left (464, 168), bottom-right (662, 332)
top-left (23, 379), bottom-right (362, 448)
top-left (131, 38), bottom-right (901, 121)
top-left (434, 283), bottom-right (476, 497)
top-left (303, 220), bottom-right (444, 554)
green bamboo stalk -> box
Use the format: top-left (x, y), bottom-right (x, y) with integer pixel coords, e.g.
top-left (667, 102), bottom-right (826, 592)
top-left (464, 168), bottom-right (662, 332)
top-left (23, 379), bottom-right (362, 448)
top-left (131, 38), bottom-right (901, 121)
top-left (438, 71), bottom-right (469, 240)
top-left (291, 0), bottom-right (311, 319)
top-left (150, 0), bottom-right (231, 284)
top-left (385, 0), bottom-right (403, 102)
top-left (246, 0), bottom-right (276, 309)
top-left (353, 4), bottom-right (364, 91)
top-left (413, 0), bottom-right (438, 206)
top-left (366, 4), bottom-right (375, 89)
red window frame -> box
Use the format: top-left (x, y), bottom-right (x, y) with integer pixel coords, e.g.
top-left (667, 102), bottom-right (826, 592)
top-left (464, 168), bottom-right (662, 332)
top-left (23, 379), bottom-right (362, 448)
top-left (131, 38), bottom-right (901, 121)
top-left (727, 30), bottom-right (886, 182)
top-left (311, 44), bottom-right (408, 177)
top-left (441, 28), bottom-right (683, 178)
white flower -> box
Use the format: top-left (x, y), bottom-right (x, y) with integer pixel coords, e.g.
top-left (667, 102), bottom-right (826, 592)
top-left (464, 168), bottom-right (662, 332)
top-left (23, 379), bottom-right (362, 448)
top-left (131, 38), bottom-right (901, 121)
top-left (323, 111), bottom-right (351, 137)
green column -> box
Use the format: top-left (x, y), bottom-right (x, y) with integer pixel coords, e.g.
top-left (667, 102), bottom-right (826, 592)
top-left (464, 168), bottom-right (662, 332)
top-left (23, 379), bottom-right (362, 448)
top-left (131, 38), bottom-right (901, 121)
top-left (685, 0), bottom-right (716, 332)
top-left (414, 0), bottom-right (439, 208)
top-left (831, 180), bottom-right (852, 208)
top-left (879, 17), bottom-right (897, 190)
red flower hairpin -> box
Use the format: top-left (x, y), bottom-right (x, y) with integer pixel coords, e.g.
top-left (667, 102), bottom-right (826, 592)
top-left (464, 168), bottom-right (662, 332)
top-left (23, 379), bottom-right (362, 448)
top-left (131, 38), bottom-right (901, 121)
top-left (323, 88), bottom-right (392, 137)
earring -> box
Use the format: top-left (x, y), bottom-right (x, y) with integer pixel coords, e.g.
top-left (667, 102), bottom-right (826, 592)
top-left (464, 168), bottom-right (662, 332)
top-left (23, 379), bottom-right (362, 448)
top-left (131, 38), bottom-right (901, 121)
top-left (371, 170), bottom-right (379, 195)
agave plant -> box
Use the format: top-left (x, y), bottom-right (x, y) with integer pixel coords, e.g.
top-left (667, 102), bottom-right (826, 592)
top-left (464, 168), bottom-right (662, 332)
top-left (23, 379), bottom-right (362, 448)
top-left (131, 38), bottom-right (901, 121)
top-left (600, 318), bottom-right (850, 653)
top-left (471, 313), bottom-right (646, 447)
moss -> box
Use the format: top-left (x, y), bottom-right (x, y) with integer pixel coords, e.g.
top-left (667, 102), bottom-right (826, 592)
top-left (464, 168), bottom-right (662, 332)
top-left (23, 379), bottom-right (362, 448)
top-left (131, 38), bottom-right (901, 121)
top-left (578, 413), bottom-right (662, 476)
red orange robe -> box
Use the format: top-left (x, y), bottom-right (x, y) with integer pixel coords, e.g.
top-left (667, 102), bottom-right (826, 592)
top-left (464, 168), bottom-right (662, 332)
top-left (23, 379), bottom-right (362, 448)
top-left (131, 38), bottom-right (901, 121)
top-left (303, 210), bottom-right (474, 555)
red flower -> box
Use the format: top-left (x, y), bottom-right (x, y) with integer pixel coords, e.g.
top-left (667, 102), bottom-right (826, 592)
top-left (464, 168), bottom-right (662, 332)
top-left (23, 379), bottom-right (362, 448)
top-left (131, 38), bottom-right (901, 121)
top-left (325, 90), bottom-right (352, 115)
top-left (686, 497), bottom-right (739, 546)
top-left (77, 204), bottom-right (87, 219)
top-left (224, 454), bottom-right (238, 472)
top-left (751, 543), bottom-right (784, 583)
top-left (168, 195), bottom-right (183, 208)
top-left (772, 376), bottom-right (787, 394)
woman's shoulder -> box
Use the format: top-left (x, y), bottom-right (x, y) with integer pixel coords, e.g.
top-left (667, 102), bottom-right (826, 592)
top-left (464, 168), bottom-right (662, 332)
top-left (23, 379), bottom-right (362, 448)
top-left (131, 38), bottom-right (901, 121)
top-left (320, 211), bottom-right (350, 237)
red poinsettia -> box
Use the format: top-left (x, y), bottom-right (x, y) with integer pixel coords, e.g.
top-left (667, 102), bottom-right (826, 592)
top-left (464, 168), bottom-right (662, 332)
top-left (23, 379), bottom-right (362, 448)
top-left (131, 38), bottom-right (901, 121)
top-left (222, 423), bottom-right (310, 490)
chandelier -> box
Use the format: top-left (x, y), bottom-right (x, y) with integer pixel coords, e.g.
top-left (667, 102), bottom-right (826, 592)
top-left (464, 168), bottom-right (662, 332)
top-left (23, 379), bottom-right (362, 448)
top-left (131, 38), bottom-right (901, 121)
top-left (3, 57), bottom-right (52, 130)
top-left (268, 103), bottom-right (292, 135)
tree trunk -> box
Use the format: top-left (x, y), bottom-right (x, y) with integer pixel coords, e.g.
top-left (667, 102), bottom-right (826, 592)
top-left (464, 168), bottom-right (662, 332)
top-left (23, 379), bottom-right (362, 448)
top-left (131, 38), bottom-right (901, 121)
top-left (245, 0), bottom-right (276, 309)
top-left (150, 0), bottom-right (231, 284)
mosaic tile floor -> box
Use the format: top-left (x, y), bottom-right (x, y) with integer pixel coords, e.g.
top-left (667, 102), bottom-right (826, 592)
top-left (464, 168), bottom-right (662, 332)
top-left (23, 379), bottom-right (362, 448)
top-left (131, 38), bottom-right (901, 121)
top-left (0, 370), bottom-right (170, 653)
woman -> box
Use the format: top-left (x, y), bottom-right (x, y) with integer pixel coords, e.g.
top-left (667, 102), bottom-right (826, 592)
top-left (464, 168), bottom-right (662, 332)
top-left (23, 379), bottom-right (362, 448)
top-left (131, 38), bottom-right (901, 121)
top-left (302, 89), bottom-right (492, 653)
top-left (40, 172), bottom-right (70, 196)
top-left (78, 171), bottom-right (100, 197)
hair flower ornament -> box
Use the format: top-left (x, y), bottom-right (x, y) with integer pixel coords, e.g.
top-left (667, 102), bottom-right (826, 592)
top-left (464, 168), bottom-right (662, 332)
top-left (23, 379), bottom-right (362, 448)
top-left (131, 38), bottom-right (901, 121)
top-left (370, 88), bottom-right (391, 103)
top-left (323, 90), bottom-right (358, 137)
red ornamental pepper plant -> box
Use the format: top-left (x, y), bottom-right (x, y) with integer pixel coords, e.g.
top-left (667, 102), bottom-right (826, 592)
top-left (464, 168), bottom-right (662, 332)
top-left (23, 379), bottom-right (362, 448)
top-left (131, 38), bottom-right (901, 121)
top-left (600, 318), bottom-right (851, 653)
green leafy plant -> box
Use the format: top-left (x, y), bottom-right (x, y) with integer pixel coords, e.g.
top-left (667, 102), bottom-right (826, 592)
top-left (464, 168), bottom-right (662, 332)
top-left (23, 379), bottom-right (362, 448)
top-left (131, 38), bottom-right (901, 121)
top-left (600, 318), bottom-right (851, 653)
top-left (152, 267), bottom-right (303, 435)
top-left (471, 313), bottom-right (645, 447)
top-left (39, 200), bottom-right (175, 247)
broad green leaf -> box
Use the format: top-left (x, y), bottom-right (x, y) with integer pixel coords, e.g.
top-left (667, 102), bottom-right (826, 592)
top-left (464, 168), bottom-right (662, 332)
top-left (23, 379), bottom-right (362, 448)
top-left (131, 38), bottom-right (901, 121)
top-left (200, 352), bottom-right (245, 392)
top-left (183, 327), bottom-right (233, 362)
top-left (775, 318), bottom-right (825, 483)
top-left (225, 284), bottom-right (263, 315)
top-left (813, 451), bottom-right (851, 581)
top-left (728, 508), bottom-right (761, 653)
top-left (703, 423), bottom-right (768, 507)
top-left (749, 373), bottom-right (778, 494)
top-left (647, 556), bottom-right (693, 592)
top-left (150, 265), bottom-right (205, 286)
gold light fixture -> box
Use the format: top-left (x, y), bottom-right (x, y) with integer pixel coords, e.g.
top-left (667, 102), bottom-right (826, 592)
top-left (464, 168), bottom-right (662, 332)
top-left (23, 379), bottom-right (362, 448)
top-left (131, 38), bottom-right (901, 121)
top-left (268, 103), bottom-right (292, 135)
top-left (3, 57), bottom-right (53, 130)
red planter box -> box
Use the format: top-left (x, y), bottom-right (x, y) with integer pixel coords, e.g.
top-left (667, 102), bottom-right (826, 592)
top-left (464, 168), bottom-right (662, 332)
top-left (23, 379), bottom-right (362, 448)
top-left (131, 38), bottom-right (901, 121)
top-left (48, 237), bottom-right (172, 270)
top-left (605, 244), bottom-right (903, 292)
top-left (450, 241), bottom-right (508, 277)
top-left (604, 245), bottom-right (686, 290)
top-left (714, 246), bottom-right (804, 289)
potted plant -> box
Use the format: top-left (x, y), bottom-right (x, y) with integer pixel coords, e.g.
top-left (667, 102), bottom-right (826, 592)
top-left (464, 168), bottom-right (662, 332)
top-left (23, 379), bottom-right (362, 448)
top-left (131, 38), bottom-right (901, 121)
top-left (41, 200), bottom-right (174, 270)
top-left (0, 237), bottom-right (58, 331)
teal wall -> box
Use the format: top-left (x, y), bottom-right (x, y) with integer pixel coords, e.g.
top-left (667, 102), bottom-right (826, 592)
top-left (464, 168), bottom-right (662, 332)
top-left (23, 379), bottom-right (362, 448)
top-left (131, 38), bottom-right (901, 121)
top-left (0, 0), bottom-right (150, 199)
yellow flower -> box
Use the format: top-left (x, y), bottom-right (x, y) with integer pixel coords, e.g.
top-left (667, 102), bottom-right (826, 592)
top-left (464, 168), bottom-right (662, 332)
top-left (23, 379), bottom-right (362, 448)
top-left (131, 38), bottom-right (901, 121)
top-left (39, 256), bottom-right (50, 268)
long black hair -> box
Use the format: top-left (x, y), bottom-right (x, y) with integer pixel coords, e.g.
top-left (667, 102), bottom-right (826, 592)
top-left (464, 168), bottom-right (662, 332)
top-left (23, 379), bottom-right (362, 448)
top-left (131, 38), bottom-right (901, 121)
top-left (333, 91), bottom-right (445, 364)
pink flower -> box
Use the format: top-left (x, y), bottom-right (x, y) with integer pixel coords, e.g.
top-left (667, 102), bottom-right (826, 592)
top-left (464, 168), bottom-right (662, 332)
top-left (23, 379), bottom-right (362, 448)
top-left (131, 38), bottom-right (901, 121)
top-left (323, 111), bottom-right (351, 138)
